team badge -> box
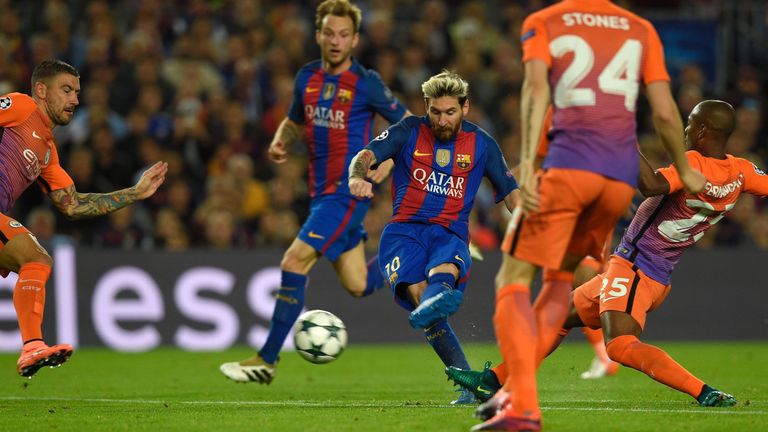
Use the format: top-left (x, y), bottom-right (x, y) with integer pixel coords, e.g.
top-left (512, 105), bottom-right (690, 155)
top-left (436, 149), bottom-right (451, 167)
top-left (456, 153), bottom-right (472, 169)
top-left (9, 220), bottom-right (22, 228)
top-left (0, 97), bottom-right (11, 110)
top-left (322, 83), bottom-right (336, 101)
top-left (337, 89), bottom-right (352, 104)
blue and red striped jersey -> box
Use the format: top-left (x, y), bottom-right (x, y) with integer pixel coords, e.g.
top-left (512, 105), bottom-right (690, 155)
top-left (288, 58), bottom-right (406, 198)
top-left (367, 116), bottom-right (517, 242)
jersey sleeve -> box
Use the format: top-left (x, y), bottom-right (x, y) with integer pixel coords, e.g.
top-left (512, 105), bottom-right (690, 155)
top-left (365, 117), bottom-right (413, 166)
top-left (521, 13), bottom-right (551, 66)
top-left (657, 151), bottom-right (701, 194)
top-left (484, 136), bottom-right (519, 202)
top-left (37, 145), bottom-right (74, 194)
top-left (640, 20), bottom-right (671, 84)
top-left (286, 71), bottom-right (305, 123)
top-left (366, 70), bottom-right (407, 123)
top-left (0, 93), bottom-right (38, 127)
top-left (738, 158), bottom-right (768, 197)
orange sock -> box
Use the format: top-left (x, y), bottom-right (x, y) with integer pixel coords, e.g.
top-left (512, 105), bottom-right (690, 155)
top-left (606, 335), bottom-right (704, 397)
top-left (492, 362), bottom-right (508, 383)
top-left (13, 263), bottom-right (51, 346)
top-left (534, 270), bottom-right (574, 364)
top-left (494, 283), bottom-right (540, 419)
top-left (583, 327), bottom-right (612, 366)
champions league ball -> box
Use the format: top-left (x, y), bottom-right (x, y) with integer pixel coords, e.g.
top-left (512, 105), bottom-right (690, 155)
top-left (292, 310), bottom-right (348, 364)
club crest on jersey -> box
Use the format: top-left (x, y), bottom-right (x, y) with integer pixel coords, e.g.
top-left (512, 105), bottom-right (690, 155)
top-left (337, 89), bottom-right (352, 104)
top-left (436, 149), bottom-right (451, 167)
top-left (9, 220), bottom-right (22, 228)
top-left (456, 153), bottom-right (472, 169)
top-left (322, 83), bottom-right (336, 100)
top-left (0, 97), bottom-right (11, 110)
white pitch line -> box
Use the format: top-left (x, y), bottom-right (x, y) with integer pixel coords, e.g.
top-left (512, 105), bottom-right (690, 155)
top-left (0, 396), bottom-right (765, 415)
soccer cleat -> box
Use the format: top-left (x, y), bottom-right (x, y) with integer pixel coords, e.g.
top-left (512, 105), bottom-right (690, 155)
top-left (219, 354), bottom-right (277, 384)
top-left (17, 343), bottom-right (73, 378)
top-left (579, 356), bottom-right (620, 380)
top-left (697, 385), bottom-right (737, 407)
top-left (446, 361), bottom-right (501, 402)
top-left (470, 410), bottom-right (542, 432)
top-left (451, 388), bottom-right (477, 405)
top-left (475, 389), bottom-right (510, 421)
top-left (408, 289), bottom-right (464, 329)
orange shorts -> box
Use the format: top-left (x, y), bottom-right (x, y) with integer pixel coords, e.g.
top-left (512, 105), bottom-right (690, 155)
top-left (0, 212), bottom-right (33, 277)
top-left (573, 255), bottom-right (671, 330)
top-left (503, 168), bottom-right (634, 270)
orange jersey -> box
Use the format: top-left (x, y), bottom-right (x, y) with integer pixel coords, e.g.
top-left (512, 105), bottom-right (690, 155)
top-left (521, 0), bottom-right (669, 186)
top-left (0, 93), bottom-right (73, 212)
top-left (615, 151), bottom-right (768, 284)
top-left (535, 105), bottom-right (554, 160)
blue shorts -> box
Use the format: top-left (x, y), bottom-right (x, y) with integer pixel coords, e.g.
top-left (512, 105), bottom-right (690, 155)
top-left (298, 194), bottom-right (370, 261)
top-left (378, 222), bottom-right (471, 311)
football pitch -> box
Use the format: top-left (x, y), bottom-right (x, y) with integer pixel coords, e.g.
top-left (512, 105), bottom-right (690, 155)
top-left (0, 342), bottom-right (765, 431)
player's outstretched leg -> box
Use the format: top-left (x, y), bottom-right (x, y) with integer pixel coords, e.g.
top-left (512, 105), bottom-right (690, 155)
top-left (409, 273), bottom-right (462, 329)
top-left (17, 341), bottom-right (73, 378)
top-left (445, 361), bottom-right (501, 402)
top-left (422, 318), bottom-right (476, 404)
top-left (697, 384), bottom-right (738, 407)
top-left (580, 328), bottom-right (619, 379)
top-left (219, 354), bottom-right (278, 384)
top-left (219, 271), bottom-right (306, 384)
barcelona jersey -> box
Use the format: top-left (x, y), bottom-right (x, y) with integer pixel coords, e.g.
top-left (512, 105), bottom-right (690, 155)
top-left (367, 116), bottom-right (517, 242)
top-left (521, 0), bottom-right (670, 186)
top-left (288, 58), bottom-right (406, 198)
top-left (616, 151), bottom-right (768, 284)
top-left (0, 92), bottom-right (73, 212)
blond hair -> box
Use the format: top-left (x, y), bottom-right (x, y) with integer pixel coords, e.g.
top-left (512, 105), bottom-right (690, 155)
top-left (421, 70), bottom-right (469, 106)
top-left (315, 0), bottom-right (362, 32)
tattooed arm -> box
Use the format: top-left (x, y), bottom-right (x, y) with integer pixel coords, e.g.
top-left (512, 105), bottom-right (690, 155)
top-left (519, 60), bottom-right (551, 213)
top-left (49, 161), bottom-right (168, 219)
top-left (268, 119), bottom-right (303, 164)
top-left (348, 150), bottom-right (377, 199)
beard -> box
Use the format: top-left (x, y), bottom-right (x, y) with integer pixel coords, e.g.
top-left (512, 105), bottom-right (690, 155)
top-left (431, 119), bottom-right (462, 142)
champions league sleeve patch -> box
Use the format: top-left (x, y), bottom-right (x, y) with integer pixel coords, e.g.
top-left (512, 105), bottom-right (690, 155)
top-left (752, 163), bottom-right (766, 176)
top-left (0, 97), bottom-right (11, 110)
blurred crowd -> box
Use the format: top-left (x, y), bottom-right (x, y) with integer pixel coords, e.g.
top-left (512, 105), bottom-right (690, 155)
top-left (1, 0), bottom-right (767, 252)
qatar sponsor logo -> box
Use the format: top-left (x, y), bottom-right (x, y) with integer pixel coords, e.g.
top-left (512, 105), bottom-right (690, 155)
top-left (412, 167), bottom-right (465, 198)
top-left (305, 105), bottom-right (346, 130)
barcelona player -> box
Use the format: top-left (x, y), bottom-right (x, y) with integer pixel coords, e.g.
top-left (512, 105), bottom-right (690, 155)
top-left (348, 70), bottom-right (519, 404)
top-left (478, 1), bottom-right (707, 430)
top-left (0, 59), bottom-right (167, 377)
top-left (219, 0), bottom-right (410, 384)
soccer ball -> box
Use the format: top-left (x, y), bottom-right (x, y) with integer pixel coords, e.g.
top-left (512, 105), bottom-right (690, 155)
top-left (292, 309), bottom-right (348, 364)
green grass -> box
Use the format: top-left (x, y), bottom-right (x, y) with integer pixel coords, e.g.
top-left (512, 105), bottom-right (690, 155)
top-left (0, 342), bottom-right (766, 431)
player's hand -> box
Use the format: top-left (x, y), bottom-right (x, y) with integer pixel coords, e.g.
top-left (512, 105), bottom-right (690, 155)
top-left (268, 140), bottom-right (288, 164)
top-left (134, 161), bottom-right (168, 200)
top-left (367, 159), bottom-right (394, 184)
top-left (519, 162), bottom-right (540, 213)
top-left (679, 168), bottom-right (706, 194)
top-left (349, 177), bottom-right (374, 199)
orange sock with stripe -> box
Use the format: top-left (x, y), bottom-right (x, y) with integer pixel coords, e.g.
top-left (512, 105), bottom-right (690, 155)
top-left (583, 327), bottom-right (612, 366)
top-left (13, 263), bottom-right (51, 348)
top-left (494, 283), bottom-right (540, 419)
top-left (606, 335), bottom-right (704, 397)
top-left (534, 270), bottom-right (574, 364)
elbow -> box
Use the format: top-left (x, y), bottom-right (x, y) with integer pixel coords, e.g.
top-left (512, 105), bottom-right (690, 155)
top-left (59, 206), bottom-right (79, 220)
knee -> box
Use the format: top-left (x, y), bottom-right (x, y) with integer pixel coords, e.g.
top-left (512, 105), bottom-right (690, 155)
top-left (20, 250), bottom-right (53, 269)
top-left (605, 334), bottom-right (637, 363)
top-left (280, 249), bottom-right (308, 273)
